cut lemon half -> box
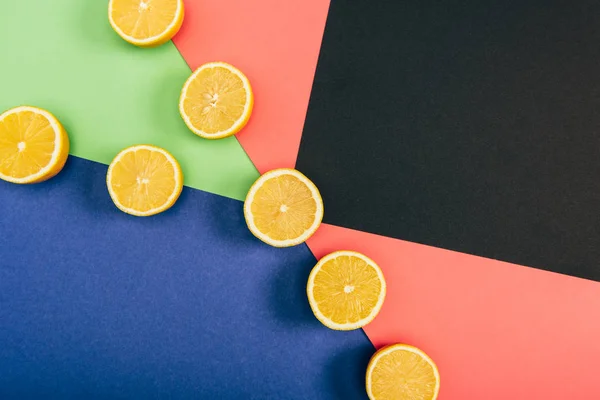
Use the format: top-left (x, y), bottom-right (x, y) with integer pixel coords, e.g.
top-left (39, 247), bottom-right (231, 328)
top-left (179, 62), bottom-right (253, 139)
top-left (108, 0), bottom-right (184, 47)
top-left (106, 145), bottom-right (183, 216)
top-left (244, 168), bottom-right (323, 247)
top-left (0, 106), bottom-right (69, 184)
top-left (366, 344), bottom-right (440, 400)
top-left (307, 251), bottom-right (386, 330)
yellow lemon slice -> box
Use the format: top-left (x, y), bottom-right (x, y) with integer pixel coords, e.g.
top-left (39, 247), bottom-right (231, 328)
top-left (108, 0), bottom-right (184, 47)
top-left (366, 344), bottom-right (440, 400)
top-left (244, 168), bottom-right (323, 247)
top-left (0, 106), bottom-right (69, 184)
top-left (179, 62), bottom-right (254, 139)
top-left (106, 145), bottom-right (183, 216)
top-left (307, 250), bottom-right (386, 331)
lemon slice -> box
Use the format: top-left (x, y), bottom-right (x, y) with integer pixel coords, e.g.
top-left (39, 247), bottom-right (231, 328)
top-left (179, 62), bottom-right (254, 139)
top-left (106, 145), bottom-right (183, 216)
top-left (244, 168), bottom-right (323, 247)
top-left (366, 344), bottom-right (440, 400)
top-left (108, 0), bottom-right (184, 47)
top-left (307, 250), bottom-right (386, 331)
top-left (0, 106), bottom-right (69, 184)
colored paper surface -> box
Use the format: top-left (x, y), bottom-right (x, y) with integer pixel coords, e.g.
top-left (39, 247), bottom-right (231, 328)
top-left (4, 0), bottom-right (600, 397)
top-left (0, 157), bottom-right (373, 399)
top-left (172, 2), bottom-right (600, 398)
top-left (296, 0), bottom-right (600, 280)
top-left (308, 225), bottom-right (600, 399)
top-left (172, 0), bottom-right (331, 173)
top-left (0, 0), bottom-right (258, 201)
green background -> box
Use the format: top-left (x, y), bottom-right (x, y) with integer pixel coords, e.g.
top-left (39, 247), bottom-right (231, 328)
top-left (0, 0), bottom-right (259, 200)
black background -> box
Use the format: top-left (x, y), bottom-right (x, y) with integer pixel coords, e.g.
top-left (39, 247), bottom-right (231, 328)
top-left (297, 0), bottom-right (600, 280)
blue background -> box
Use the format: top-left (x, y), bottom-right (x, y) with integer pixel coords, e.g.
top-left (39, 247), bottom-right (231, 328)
top-left (0, 157), bottom-right (373, 399)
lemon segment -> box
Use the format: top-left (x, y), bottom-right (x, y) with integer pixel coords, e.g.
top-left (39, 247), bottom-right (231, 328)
top-left (244, 168), bottom-right (323, 247)
top-left (108, 0), bottom-right (184, 47)
top-left (106, 144), bottom-right (183, 216)
top-left (307, 251), bottom-right (386, 330)
top-left (366, 344), bottom-right (440, 400)
top-left (180, 62), bottom-right (254, 139)
top-left (0, 106), bottom-right (69, 184)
